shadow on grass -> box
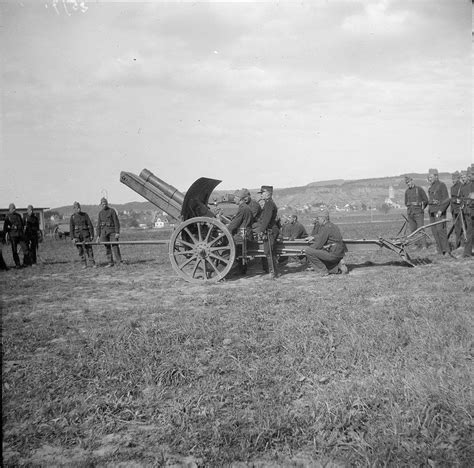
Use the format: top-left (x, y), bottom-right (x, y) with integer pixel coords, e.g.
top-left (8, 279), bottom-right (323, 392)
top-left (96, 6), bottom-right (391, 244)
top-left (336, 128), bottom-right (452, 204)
top-left (346, 257), bottom-right (433, 271)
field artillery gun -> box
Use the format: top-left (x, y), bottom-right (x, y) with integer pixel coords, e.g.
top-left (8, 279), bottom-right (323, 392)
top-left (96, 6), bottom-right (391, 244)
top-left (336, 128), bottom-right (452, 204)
top-left (118, 169), bottom-right (434, 284)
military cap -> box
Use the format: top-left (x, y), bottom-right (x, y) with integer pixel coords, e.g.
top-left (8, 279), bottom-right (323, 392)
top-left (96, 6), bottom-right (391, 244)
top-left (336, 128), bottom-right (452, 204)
top-left (73, 201), bottom-right (81, 208)
top-left (257, 185), bottom-right (273, 194)
top-left (100, 197), bottom-right (108, 204)
top-left (404, 175), bottom-right (413, 182)
top-left (452, 171), bottom-right (460, 177)
top-left (316, 206), bottom-right (330, 219)
top-left (234, 188), bottom-right (250, 199)
top-left (460, 170), bottom-right (467, 176)
top-left (428, 168), bottom-right (438, 175)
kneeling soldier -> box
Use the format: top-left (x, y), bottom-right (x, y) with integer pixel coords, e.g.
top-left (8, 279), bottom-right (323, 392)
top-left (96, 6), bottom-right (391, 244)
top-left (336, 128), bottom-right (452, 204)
top-left (305, 207), bottom-right (347, 276)
top-left (70, 201), bottom-right (96, 268)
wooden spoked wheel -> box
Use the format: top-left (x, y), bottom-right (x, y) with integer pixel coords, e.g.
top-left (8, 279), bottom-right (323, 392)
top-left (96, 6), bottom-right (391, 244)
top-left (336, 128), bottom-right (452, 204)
top-left (169, 217), bottom-right (236, 283)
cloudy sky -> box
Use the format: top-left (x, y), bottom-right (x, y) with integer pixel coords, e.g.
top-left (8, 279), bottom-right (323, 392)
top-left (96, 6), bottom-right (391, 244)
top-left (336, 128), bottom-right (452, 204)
top-left (1, 0), bottom-right (472, 207)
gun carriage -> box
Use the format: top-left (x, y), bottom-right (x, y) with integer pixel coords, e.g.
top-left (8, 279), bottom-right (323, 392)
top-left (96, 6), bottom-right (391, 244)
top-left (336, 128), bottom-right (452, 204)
top-left (112, 169), bottom-right (435, 284)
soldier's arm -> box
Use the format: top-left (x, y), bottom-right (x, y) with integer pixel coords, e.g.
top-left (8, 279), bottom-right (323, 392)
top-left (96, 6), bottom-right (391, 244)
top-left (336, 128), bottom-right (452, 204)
top-left (255, 204), bottom-right (273, 233)
top-left (420, 187), bottom-right (428, 209)
top-left (113, 210), bottom-right (120, 234)
top-left (69, 216), bottom-right (75, 238)
top-left (310, 225), bottom-right (330, 249)
top-left (439, 184), bottom-right (450, 213)
top-left (86, 214), bottom-right (94, 238)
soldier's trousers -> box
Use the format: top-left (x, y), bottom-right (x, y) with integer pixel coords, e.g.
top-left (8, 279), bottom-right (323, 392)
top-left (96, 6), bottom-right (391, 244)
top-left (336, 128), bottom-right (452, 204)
top-left (407, 210), bottom-right (426, 248)
top-left (429, 213), bottom-right (449, 254)
top-left (462, 211), bottom-right (472, 257)
top-left (25, 236), bottom-right (38, 264)
top-left (305, 247), bottom-right (342, 275)
top-left (100, 233), bottom-right (122, 265)
top-left (451, 211), bottom-right (464, 249)
top-left (261, 232), bottom-right (278, 275)
top-left (75, 235), bottom-right (95, 265)
top-left (0, 248), bottom-right (8, 270)
top-left (9, 236), bottom-right (29, 267)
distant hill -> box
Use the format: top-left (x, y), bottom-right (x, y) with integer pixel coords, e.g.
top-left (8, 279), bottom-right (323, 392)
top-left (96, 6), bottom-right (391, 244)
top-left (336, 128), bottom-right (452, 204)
top-left (51, 173), bottom-right (454, 216)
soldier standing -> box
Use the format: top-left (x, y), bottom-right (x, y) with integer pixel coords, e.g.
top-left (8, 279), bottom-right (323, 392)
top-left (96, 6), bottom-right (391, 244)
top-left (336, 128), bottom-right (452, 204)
top-left (3, 203), bottom-right (29, 268)
top-left (450, 171), bottom-right (463, 249)
top-left (403, 175), bottom-right (428, 249)
top-left (459, 167), bottom-right (473, 258)
top-left (24, 205), bottom-right (40, 265)
top-left (304, 207), bottom-right (347, 276)
top-left (97, 197), bottom-right (122, 267)
top-left (253, 185), bottom-right (280, 279)
top-left (70, 201), bottom-right (96, 268)
top-left (227, 189), bottom-right (255, 275)
top-left (427, 168), bottom-right (451, 256)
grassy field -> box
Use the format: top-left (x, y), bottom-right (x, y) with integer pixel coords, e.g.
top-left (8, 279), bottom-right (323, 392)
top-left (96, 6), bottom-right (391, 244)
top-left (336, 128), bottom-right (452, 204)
top-left (1, 218), bottom-right (473, 467)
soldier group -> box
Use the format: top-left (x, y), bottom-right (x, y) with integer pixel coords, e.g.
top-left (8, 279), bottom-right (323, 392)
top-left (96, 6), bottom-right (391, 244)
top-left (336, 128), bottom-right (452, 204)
top-left (3, 166), bottom-right (471, 275)
top-left (403, 165), bottom-right (473, 258)
top-left (1, 203), bottom-right (40, 270)
top-left (69, 197), bottom-right (122, 268)
top-left (221, 185), bottom-right (348, 279)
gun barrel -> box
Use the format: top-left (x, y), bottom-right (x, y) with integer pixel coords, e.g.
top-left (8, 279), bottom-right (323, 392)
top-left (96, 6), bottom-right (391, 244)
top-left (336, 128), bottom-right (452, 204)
top-left (139, 169), bottom-right (185, 206)
top-left (120, 171), bottom-right (182, 221)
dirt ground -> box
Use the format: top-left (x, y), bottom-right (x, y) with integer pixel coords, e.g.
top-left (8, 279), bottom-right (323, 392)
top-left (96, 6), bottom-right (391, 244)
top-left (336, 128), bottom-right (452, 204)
top-left (1, 235), bottom-right (473, 466)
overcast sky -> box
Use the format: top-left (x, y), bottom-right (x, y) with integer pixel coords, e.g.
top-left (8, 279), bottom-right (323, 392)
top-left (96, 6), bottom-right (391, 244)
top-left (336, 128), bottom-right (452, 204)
top-left (1, 0), bottom-right (472, 207)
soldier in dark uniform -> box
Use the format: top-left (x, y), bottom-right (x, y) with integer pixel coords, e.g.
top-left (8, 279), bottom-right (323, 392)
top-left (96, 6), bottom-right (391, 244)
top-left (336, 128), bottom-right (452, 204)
top-left (247, 195), bottom-right (262, 220)
top-left (280, 214), bottom-right (307, 240)
top-left (3, 203), bottom-right (29, 268)
top-left (226, 189), bottom-right (255, 275)
top-left (0, 232), bottom-right (8, 271)
top-left (227, 189), bottom-right (255, 236)
top-left (70, 201), bottom-right (96, 268)
top-left (459, 167), bottom-right (473, 258)
top-left (304, 207), bottom-right (347, 276)
top-left (97, 197), bottom-right (122, 267)
top-left (427, 168), bottom-right (451, 256)
top-left (403, 175), bottom-right (428, 249)
top-left (450, 171), bottom-right (463, 249)
top-left (24, 205), bottom-right (40, 265)
top-left (253, 185), bottom-right (280, 279)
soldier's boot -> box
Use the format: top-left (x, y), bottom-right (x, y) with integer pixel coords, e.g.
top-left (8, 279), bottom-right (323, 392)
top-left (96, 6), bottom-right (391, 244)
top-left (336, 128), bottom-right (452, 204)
top-left (81, 258), bottom-right (88, 269)
top-left (337, 259), bottom-right (348, 274)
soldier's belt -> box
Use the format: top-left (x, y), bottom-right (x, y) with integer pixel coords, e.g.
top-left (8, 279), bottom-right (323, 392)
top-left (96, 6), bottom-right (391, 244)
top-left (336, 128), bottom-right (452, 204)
top-left (429, 200), bottom-right (439, 205)
top-left (407, 202), bottom-right (422, 206)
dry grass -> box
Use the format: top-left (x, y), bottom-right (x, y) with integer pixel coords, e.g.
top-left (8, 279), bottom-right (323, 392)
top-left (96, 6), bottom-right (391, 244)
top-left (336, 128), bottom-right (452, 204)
top-left (1, 220), bottom-right (473, 467)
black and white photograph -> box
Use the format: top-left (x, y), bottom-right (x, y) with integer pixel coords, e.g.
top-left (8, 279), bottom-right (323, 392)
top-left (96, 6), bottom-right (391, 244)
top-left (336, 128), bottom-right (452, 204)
top-left (1, 0), bottom-right (472, 466)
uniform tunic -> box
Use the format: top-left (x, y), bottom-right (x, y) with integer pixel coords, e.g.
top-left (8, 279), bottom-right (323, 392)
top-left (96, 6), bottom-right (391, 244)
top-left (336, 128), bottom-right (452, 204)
top-left (281, 222), bottom-right (308, 240)
top-left (3, 211), bottom-right (28, 267)
top-left (450, 180), bottom-right (464, 248)
top-left (305, 221), bottom-right (346, 274)
top-left (460, 181), bottom-right (474, 257)
top-left (253, 199), bottom-right (279, 274)
top-left (427, 179), bottom-right (450, 254)
top-left (97, 207), bottom-right (121, 265)
top-left (70, 211), bottom-right (95, 263)
top-left (404, 185), bottom-right (428, 247)
top-left (247, 198), bottom-right (262, 220)
top-left (227, 203), bottom-right (254, 236)
top-left (24, 212), bottom-right (40, 264)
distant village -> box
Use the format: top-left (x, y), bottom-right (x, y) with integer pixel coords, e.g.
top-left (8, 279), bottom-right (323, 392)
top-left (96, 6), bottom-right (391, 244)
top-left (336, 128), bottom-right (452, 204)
top-left (42, 183), bottom-right (405, 237)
